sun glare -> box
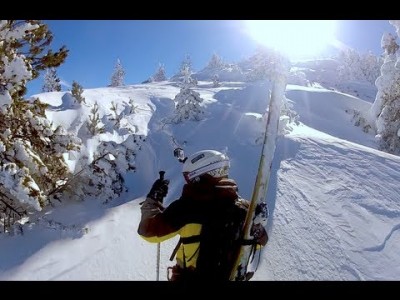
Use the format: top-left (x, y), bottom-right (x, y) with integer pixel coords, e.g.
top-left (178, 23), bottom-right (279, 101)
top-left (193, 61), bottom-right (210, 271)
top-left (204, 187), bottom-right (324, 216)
top-left (244, 20), bottom-right (337, 60)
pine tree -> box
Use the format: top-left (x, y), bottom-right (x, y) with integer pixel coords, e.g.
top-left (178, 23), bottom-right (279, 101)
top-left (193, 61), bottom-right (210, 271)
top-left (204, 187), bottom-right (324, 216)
top-left (110, 58), bottom-right (125, 87)
top-left (207, 53), bottom-right (223, 69)
top-left (369, 29), bottom-right (400, 155)
top-left (361, 51), bottom-right (382, 85)
top-left (87, 102), bottom-right (105, 135)
top-left (128, 98), bottom-right (138, 114)
top-left (109, 101), bottom-right (122, 127)
top-left (153, 63), bottom-right (167, 82)
top-left (179, 65), bottom-right (196, 87)
top-left (180, 54), bottom-right (193, 76)
top-left (42, 68), bottom-right (61, 92)
top-left (170, 67), bottom-right (205, 123)
top-left (245, 47), bottom-right (277, 82)
top-left (212, 74), bottom-right (220, 87)
top-left (71, 81), bottom-right (86, 104)
top-left (0, 20), bottom-right (79, 233)
top-left (66, 136), bottom-right (144, 204)
top-left (336, 49), bottom-right (382, 85)
top-left (0, 20), bottom-right (68, 104)
top-left (170, 88), bottom-right (205, 123)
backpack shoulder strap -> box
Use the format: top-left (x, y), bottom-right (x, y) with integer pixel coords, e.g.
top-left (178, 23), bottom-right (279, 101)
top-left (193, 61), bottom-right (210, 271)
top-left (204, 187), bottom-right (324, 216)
top-left (169, 235), bottom-right (201, 261)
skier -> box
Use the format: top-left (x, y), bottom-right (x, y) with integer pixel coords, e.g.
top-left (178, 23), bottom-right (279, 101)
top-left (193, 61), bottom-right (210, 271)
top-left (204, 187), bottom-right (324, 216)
top-left (137, 149), bottom-right (268, 281)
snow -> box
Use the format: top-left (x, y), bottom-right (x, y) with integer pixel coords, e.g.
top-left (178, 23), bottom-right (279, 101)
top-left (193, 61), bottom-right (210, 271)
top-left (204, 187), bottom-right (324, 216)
top-left (1, 60), bottom-right (400, 281)
top-left (0, 52), bottom-right (33, 108)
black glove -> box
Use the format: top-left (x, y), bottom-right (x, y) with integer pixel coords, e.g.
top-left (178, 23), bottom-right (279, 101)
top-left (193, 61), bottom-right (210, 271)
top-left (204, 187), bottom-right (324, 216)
top-left (251, 223), bottom-right (268, 246)
top-left (147, 175), bottom-right (170, 203)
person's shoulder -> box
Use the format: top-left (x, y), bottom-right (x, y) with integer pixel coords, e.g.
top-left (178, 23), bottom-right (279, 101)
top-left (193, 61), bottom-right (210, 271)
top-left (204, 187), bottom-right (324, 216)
top-left (220, 177), bottom-right (236, 184)
top-left (235, 196), bottom-right (250, 210)
top-left (218, 178), bottom-right (238, 187)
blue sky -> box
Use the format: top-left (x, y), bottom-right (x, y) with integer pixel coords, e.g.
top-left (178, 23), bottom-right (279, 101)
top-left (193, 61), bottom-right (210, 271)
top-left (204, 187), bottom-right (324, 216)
top-left (26, 20), bottom-right (396, 97)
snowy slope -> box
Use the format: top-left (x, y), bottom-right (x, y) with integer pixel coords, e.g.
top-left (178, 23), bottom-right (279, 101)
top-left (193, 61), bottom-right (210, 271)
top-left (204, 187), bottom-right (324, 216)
top-left (1, 78), bottom-right (399, 281)
top-left (255, 126), bottom-right (400, 280)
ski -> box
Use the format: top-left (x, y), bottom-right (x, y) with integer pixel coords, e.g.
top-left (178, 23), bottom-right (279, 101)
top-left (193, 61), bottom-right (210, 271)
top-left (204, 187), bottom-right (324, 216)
top-left (229, 73), bottom-right (287, 281)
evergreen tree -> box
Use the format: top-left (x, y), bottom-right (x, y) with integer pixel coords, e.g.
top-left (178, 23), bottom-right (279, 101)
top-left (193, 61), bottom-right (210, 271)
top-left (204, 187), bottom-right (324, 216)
top-left (170, 54), bottom-right (195, 83)
top-left (180, 65), bottom-right (196, 87)
top-left (71, 81), bottom-right (86, 104)
top-left (0, 20), bottom-right (68, 104)
top-left (110, 58), bottom-right (125, 87)
top-left (0, 20), bottom-right (79, 233)
top-left (361, 51), bottom-right (383, 85)
top-left (108, 100), bottom-right (124, 128)
top-left (170, 67), bottom-right (205, 123)
top-left (212, 74), bottom-right (220, 87)
top-left (153, 63), bottom-right (167, 82)
top-left (336, 49), bottom-right (382, 85)
top-left (245, 47), bottom-right (279, 82)
top-left (369, 29), bottom-right (400, 155)
top-left (87, 102), bottom-right (105, 135)
top-left (42, 68), bottom-right (61, 92)
top-left (207, 53), bottom-right (224, 69)
top-left (67, 136), bottom-right (144, 204)
top-left (180, 54), bottom-right (193, 75)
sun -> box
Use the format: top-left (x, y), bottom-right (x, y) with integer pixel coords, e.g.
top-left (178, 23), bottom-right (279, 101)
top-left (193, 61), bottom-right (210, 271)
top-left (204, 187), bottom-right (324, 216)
top-left (244, 20), bottom-right (337, 60)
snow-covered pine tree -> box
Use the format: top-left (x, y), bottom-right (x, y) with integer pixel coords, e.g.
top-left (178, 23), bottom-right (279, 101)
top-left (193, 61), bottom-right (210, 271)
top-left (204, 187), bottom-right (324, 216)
top-left (71, 81), bottom-right (86, 104)
top-left (110, 58), bottom-right (125, 87)
top-left (212, 74), bottom-right (220, 87)
top-left (170, 66), bottom-right (205, 123)
top-left (207, 53), bottom-right (224, 69)
top-left (180, 54), bottom-right (193, 75)
top-left (153, 63), bottom-right (167, 82)
top-left (178, 64), bottom-right (196, 88)
top-left (67, 136), bottom-right (144, 203)
top-left (369, 28), bottom-right (400, 155)
top-left (128, 98), bottom-right (138, 114)
top-left (361, 51), bottom-right (383, 85)
top-left (371, 21), bottom-right (400, 155)
top-left (108, 101), bottom-right (123, 127)
top-left (177, 54), bottom-right (197, 85)
top-left (245, 47), bottom-right (277, 82)
top-left (0, 20), bottom-right (80, 233)
top-left (181, 65), bottom-right (190, 85)
top-left (337, 48), bottom-right (382, 85)
top-left (87, 102), bottom-right (105, 135)
top-left (170, 54), bottom-right (196, 83)
top-left (42, 67), bottom-right (61, 92)
top-left (143, 63), bottom-right (167, 83)
top-left (337, 48), bottom-right (361, 82)
top-left (152, 63), bottom-right (167, 82)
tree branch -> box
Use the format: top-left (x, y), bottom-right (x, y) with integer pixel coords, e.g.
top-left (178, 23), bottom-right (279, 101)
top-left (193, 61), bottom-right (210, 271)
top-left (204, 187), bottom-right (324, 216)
top-left (0, 189), bottom-right (25, 217)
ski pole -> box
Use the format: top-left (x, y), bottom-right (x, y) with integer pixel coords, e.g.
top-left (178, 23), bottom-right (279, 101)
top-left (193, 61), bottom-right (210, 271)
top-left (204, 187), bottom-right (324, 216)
top-left (156, 243), bottom-right (160, 281)
top-left (156, 170), bottom-right (166, 281)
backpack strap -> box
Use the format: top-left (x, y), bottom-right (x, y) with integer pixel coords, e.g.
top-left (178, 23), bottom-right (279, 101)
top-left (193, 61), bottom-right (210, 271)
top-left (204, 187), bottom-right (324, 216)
top-left (241, 238), bottom-right (258, 245)
top-left (169, 235), bottom-right (201, 261)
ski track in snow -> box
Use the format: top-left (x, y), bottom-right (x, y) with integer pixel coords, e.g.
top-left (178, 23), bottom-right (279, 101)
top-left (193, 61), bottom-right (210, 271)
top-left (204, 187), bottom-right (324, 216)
top-left (363, 223), bottom-right (400, 252)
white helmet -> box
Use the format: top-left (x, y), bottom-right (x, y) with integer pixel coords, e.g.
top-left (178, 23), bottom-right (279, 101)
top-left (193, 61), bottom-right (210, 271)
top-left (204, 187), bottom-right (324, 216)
top-left (182, 150), bottom-right (230, 183)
